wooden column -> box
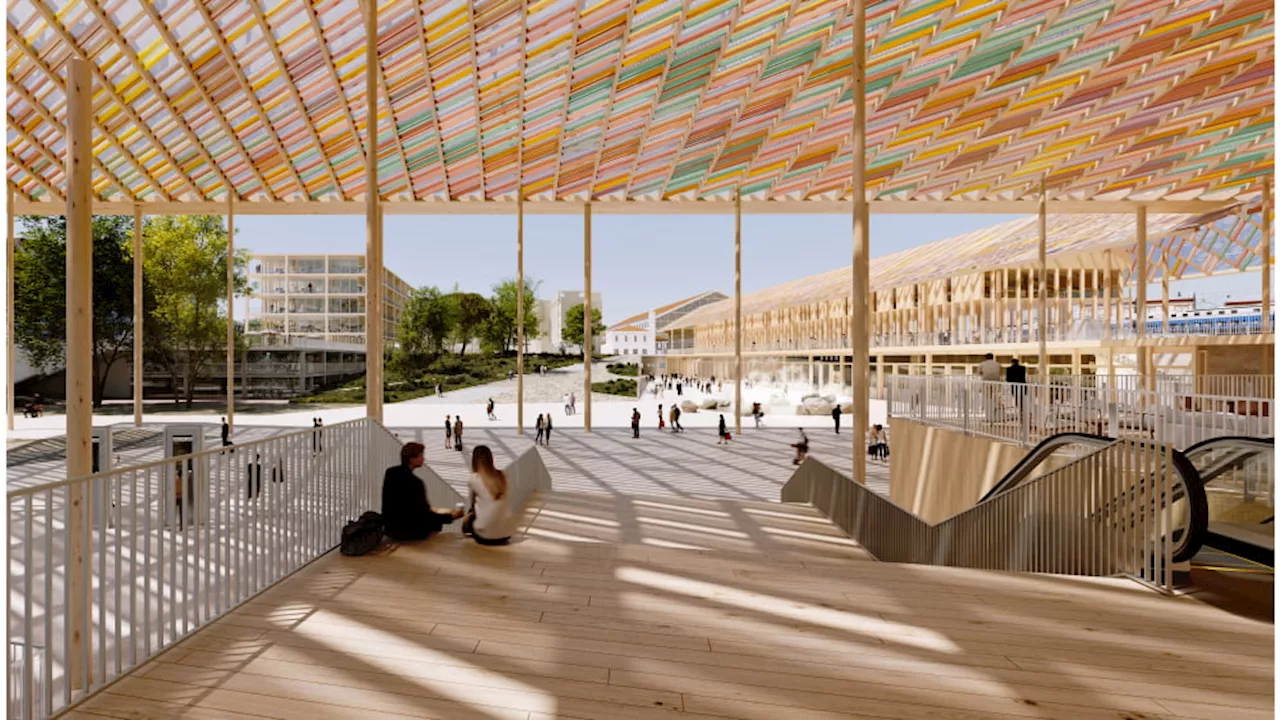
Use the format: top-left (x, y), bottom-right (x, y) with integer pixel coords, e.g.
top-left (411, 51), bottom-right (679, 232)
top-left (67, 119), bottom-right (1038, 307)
top-left (364, 1), bottom-right (383, 422)
top-left (65, 55), bottom-right (93, 692)
top-left (850, 0), bottom-right (868, 484)
top-left (516, 192), bottom-right (524, 434)
top-left (1161, 249), bottom-right (1170, 335)
top-left (1037, 182), bottom-right (1048, 381)
top-left (7, 185), bottom-right (14, 431)
top-left (1264, 177), bottom-right (1272, 333)
top-left (133, 205), bottom-right (143, 426)
top-left (734, 192), bottom-right (742, 434)
top-left (1136, 207), bottom-right (1150, 392)
top-left (1103, 251), bottom-right (1113, 340)
top-left (583, 202), bottom-right (592, 433)
top-left (226, 194), bottom-right (235, 432)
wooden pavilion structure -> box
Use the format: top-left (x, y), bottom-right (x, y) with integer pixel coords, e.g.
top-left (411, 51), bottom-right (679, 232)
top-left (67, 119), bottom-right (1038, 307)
top-left (5, 0), bottom-right (1275, 495)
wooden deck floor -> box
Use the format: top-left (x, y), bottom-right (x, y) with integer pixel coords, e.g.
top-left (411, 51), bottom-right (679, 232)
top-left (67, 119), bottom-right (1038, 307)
top-left (70, 491), bottom-right (1273, 720)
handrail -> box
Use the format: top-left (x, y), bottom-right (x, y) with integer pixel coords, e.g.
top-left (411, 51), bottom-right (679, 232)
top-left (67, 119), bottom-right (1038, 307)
top-left (783, 438), bottom-right (1179, 591)
top-left (4, 417), bottom-right (415, 719)
top-left (977, 432), bottom-right (1115, 502)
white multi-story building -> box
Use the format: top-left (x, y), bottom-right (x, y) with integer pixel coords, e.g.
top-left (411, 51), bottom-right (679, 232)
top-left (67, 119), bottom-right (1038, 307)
top-left (247, 254), bottom-right (413, 346)
top-left (531, 290), bottom-right (604, 354)
top-left (603, 291), bottom-right (728, 357)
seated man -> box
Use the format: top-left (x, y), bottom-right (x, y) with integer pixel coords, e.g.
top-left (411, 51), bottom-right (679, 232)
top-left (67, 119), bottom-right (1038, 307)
top-left (382, 442), bottom-right (461, 542)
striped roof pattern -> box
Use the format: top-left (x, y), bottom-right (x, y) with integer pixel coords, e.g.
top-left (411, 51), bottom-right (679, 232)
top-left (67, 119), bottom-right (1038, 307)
top-left (668, 207), bottom-right (1266, 328)
top-left (607, 290), bottom-right (725, 330)
top-left (5, 1), bottom-right (1274, 205)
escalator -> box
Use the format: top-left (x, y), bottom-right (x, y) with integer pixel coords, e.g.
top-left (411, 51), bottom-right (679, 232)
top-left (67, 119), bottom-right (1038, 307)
top-left (1180, 437), bottom-right (1273, 621)
top-left (979, 432), bottom-right (1209, 563)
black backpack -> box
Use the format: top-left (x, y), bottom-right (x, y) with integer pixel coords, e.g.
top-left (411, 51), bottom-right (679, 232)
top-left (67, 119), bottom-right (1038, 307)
top-left (340, 511), bottom-right (384, 556)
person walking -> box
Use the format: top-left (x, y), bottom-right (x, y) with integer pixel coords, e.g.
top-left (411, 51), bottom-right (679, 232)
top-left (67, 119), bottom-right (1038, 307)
top-left (487, 398), bottom-right (496, 421)
top-left (676, 381), bottom-right (682, 396)
top-left (631, 408), bottom-right (642, 439)
top-left (435, 382), bottom-right (443, 398)
top-left (444, 415), bottom-right (453, 449)
top-left (221, 417), bottom-right (231, 447)
top-left (570, 392), bottom-right (577, 415)
top-left (563, 392), bottom-right (571, 416)
top-left (544, 414), bottom-right (553, 446)
top-left (658, 404), bottom-right (665, 431)
top-left (453, 416), bottom-right (464, 452)
top-left (718, 414), bottom-right (729, 446)
top-left (832, 404), bottom-right (842, 434)
top-left (792, 428), bottom-right (810, 465)
top-left (752, 402), bottom-right (762, 429)
top-left (673, 404), bottom-right (683, 432)
top-left (316, 417), bottom-right (324, 452)
top-left (535, 413), bottom-right (545, 445)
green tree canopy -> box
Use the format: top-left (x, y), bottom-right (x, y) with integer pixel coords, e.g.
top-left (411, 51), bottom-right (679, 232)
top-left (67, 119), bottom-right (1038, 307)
top-left (397, 286), bottom-right (459, 360)
top-left (142, 215), bottom-right (249, 406)
top-left (448, 290), bottom-right (492, 355)
top-left (14, 215), bottom-right (143, 406)
top-left (480, 277), bottom-right (540, 353)
top-left (561, 303), bottom-right (605, 354)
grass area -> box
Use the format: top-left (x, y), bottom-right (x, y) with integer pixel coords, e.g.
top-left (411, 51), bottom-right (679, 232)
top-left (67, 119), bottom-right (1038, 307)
top-left (591, 378), bottom-right (637, 397)
top-left (605, 362), bottom-right (639, 377)
top-left (291, 353), bottom-right (581, 405)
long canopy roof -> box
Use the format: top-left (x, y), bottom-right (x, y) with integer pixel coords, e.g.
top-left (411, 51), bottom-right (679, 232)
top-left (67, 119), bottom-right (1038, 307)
top-left (668, 206), bottom-right (1265, 329)
top-left (5, 0), bottom-right (1274, 212)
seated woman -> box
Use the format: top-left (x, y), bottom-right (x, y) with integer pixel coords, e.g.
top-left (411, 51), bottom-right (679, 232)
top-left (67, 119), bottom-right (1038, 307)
top-left (463, 445), bottom-right (517, 546)
top-left (382, 442), bottom-right (462, 541)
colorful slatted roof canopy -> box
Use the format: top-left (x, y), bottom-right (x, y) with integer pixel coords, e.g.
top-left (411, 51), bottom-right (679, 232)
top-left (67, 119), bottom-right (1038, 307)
top-left (666, 205), bottom-right (1266, 329)
top-left (4, 0), bottom-right (1274, 212)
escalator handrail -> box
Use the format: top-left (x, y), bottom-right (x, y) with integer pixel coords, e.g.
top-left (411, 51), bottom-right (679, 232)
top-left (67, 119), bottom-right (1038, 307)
top-left (978, 432), bottom-right (1116, 503)
top-left (1183, 435), bottom-right (1274, 458)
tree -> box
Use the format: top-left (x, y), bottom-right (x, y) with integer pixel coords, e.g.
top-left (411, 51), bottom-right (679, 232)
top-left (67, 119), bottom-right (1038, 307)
top-left (143, 215), bottom-right (249, 406)
top-left (14, 215), bottom-right (143, 406)
top-left (397, 286), bottom-right (458, 364)
top-left (448, 291), bottom-right (492, 355)
top-left (480, 277), bottom-right (540, 353)
top-left (561, 303), bottom-right (605, 354)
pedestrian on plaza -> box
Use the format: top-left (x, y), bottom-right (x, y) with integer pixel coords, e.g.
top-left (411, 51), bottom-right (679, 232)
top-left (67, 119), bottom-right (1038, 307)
top-left (544, 414), bottom-right (553, 446)
top-left (792, 429), bottom-right (810, 465)
top-left (535, 413), bottom-right (546, 445)
top-left (868, 424), bottom-right (890, 461)
top-left (631, 408), bottom-right (642, 439)
top-left (462, 445), bottom-right (515, 546)
top-left (832, 404), bottom-right (842, 434)
top-left (676, 381), bottom-right (683, 396)
top-left (570, 392), bottom-right (577, 415)
top-left (658, 404), bottom-right (666, 430)
top-left (221, 417), bottom-right (231, 447)
top-left (454, 416), bottom-right (464, 452)
top-left (444, 414), bottom-right (453, 449)
top-left (487, 398), bottom-right (496, 421)
top-left (382, 442), bottom-right (463, 542)
top-left (1006, 357), bottom-right (1027, 417)
top-left (563, 392), bottom-right (571, 416)
top-left (436, 382), bottom-right (443, 398)
top-left (718, 414), bottom-right (730, 445)
top-left (752, 402), bottom-right (762, 429)
top-left (673, 404), bottom-right (683, 432)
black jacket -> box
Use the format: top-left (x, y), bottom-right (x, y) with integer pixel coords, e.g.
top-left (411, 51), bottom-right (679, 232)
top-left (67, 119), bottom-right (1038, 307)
top-left (381, 465), bottom-right (442, 541)
top-left (1006, 364), bottom-right (1027, 384)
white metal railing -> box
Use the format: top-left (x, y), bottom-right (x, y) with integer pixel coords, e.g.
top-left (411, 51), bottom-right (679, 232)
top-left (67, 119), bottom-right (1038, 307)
top-left (1040, 373), bottom-right (1274, 400)
top-left (888, 375), bottom-right (1273, 450)
top-left (5, 418), bottom-right (414, 719)
top-left (782, 439), bottom-right (1175, 592)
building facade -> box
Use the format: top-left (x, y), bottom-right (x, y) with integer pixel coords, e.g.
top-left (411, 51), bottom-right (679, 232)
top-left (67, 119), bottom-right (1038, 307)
top-left (604, 291), bottom-right (728, 357)
top-left (247, 254), bottom-right (412, 346)
top-left (532, 290), bottom-right (604, 354)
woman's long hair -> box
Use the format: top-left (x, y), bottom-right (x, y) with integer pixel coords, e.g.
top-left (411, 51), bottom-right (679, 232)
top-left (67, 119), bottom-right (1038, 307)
top-left (470, 445), bottom-right (507, 500)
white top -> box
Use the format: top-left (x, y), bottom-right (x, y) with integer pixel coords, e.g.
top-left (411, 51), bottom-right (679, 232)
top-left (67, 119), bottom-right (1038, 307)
top-left (469, 472), bottom-right (517, 540)
top-left (977, 359), bottom-right (1001, 381)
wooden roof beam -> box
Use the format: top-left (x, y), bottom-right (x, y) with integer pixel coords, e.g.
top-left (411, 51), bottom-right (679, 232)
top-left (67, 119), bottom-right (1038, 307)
top-left (548, 0), bottom-right (588, 199)
top-left (6, 27), bottom-right (167, 201)
top-left (17, 9), bottom-right (206, 199)
top-left (583, 0), bottom-right (639, 198)
top-left (6, 149), bottom-right (64, 203)
top-left (300, 0), bottom-right (368, 196)
top-left (246, 0), bottom-right (344, 200)
top-left (189, 0), bottom-right (309, 199)
top-left (121, 0), bottom-right (273, 200)
top-left (412, 0), bottom-right (452, 200)
top-left (464, 0), bottom-right (487, 200)
top-left (620, 0), bottom-right (693, 199)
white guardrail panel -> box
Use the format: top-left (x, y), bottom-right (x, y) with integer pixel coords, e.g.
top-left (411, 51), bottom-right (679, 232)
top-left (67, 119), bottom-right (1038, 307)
top-left (5, 418), bottom-right (406, 719)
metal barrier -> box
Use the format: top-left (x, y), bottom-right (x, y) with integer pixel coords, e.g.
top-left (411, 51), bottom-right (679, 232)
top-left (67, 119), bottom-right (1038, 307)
top-left (5, 417), bottom-right (405, 719)
top-left (888, 375), bottom-right (1272, 450)
top-left (782, 439), bottom-right (1176, 592)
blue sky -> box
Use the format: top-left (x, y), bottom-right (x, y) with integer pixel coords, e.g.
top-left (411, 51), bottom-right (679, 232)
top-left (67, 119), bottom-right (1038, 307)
top-left (236, 213), bottom-right (1256, 324)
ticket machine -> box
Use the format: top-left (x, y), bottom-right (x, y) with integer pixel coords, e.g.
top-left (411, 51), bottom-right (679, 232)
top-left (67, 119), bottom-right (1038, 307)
top-left (163, 426), bottom-right (205, 528)
top-left (90, 426), bottom-right (115, 529)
